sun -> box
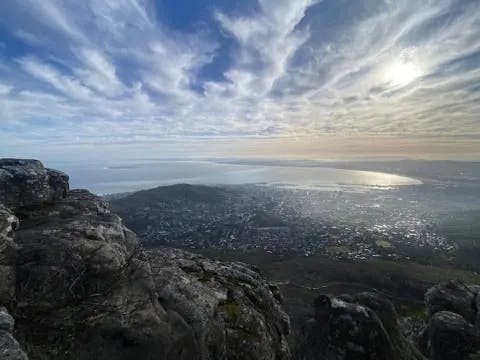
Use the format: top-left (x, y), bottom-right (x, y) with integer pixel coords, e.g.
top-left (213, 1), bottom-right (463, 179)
top-left (384, 61), bottom-right (421, 87)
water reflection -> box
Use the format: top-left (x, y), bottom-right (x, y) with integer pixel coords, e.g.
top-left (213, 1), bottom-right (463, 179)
top-left (58, 160), bottom-right (422, 194)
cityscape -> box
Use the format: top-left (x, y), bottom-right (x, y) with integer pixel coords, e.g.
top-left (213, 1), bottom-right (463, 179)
top-left (111, 182), bottom-right (462, 262)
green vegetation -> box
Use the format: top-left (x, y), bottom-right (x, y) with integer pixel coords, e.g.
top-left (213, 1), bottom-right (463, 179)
top-left (375, 238), bottom-right (393, 249)
top-left (438, 210), bottom-right (480, 271)
top-left (469, 351), bottom-right (480, 360)
top-left (112, 183), bottom-right (230, 208)
top-left (220, 301), bottom-right (242, 323)
top-left (325, 245), bottom-right (349, 255)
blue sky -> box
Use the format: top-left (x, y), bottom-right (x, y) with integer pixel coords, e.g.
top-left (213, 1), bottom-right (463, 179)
top-left (0, 0), bottom-right (480, 161)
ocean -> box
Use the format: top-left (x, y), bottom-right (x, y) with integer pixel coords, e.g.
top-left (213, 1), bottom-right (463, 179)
top-left (47, 159), bottom-right (422, 195)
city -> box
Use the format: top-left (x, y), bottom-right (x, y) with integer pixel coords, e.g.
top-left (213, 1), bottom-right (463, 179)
top-left (110, 182), bottom-right (461, 263)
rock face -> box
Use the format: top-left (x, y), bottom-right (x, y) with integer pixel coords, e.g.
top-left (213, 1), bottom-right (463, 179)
top-left (0, 307), bottom-right (28, 360)
top-left (0, 159), bottom-right (290, 359)
top-left (298, 292), bottom-right (425, 360)
top-left (422, 280), bottom-right (480, 360)
top-left (149, 248), bottom-right (290, 360)
top-left (0, 159), bottom-right (68, 209)
top-left (429, 311), bottom-right (478, 360)
top-left (0, 205), bottom-right (17, 304)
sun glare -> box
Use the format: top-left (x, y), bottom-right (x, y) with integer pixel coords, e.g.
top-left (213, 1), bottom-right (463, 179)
top-left (384, 61), bottom-right (421, 87)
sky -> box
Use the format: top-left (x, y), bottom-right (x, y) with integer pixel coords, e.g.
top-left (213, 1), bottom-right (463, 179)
top-left (0, 0), bottom-right (480, 162)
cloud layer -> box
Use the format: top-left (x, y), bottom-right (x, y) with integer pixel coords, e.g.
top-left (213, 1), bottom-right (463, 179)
top-left (0, 0), bottom-right (479, 153)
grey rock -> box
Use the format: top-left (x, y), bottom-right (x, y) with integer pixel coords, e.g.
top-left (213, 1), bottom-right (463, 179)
top-left (0, 307), bottom-right (14, 332)
top-left (46, 168), bottom-right (69, 200)
top-left (0, 206), bottom-right (17, 303)
top-left (0, 307), bottom-right (28, 360)
top-left (429, 311), bottom-right (479, 360)
top-left (14, 189), bottom-right (173, 359)
top-left (0, 159), bottom-right (68, 209)
top-left (298, 292), bottom-right (425, 360)
top-left (0, 205), bottom-right (18, 244)
top-left (149, 248), bottom-right (291, 360)
top-left (399, 316), bottom-right (427, 349)
top-left (422, 281), bottom-right (480, 359)
top-left (425, 279), bottom-right (478, 323)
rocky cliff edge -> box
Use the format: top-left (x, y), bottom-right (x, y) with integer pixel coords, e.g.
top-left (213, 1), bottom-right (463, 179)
top-left (0, 159), bottom-right (290, 359)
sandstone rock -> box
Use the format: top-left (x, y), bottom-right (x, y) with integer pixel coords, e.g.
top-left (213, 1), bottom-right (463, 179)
top-left (425, 280), bottom-right (479, 323)
top-left (0, 205), bottom-right (17, 304)
top-left (423, 281), bottom-right (480, 359)
top-left (0, 307), bottom-right (29, 360)
top-left (0, 205), bottom-right (18, 244)
top-left (0, 159), bottom-right (68, 209)
top-left (298, 292), bottom-right (425, 360)
top-left (0, 307), bottom-right (14, 332)
top-left (149, 248), bottom-right (291, 360)
top-left (429, 311), bottom-right (479, 360)
top-left (13, 190), bottom-right (173, 359)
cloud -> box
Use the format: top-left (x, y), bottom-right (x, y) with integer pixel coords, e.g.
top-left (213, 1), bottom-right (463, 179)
top-left (0, 83), bottom-right (12, 95)
top-left (18, 56), bottom-right (95, 101)
top-left (215, 0), bottom-right (317, 96)
top-left (74, 48), bottom-right (125, 97)
top-left (0, 0), bottom-right (479, 158)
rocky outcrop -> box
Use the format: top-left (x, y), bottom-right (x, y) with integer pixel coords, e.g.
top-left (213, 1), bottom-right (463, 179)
top-left (149, 248), bottom-right (290, 360)
top-left (425, 280), bottom-right (479, 324)
top-left (428, 311), bottom-right (479, 360)
top-left (421, 280), bottom-right (480, 360)
top-left (0, 159), bottom-right (290, 359)
top-left (0, 159), bottom-right (68, 209)
top-left (298, 292), bottom-right (425, 360)
top-left (0, 307), bottom-right (28, 360)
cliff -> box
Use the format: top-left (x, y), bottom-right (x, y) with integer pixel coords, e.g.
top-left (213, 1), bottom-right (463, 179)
top-left (0, 159), bottom-right (290, 359)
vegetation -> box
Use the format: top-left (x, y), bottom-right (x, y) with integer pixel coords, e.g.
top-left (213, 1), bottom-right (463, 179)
top-left (438, 209), bottom-right (480, 271)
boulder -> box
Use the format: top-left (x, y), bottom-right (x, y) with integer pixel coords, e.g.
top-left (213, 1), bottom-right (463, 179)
top-left (425, 280), bottom-right (479, 323)
top-left (422, 281), bottom-right (480, 359)
top-left (0, 159), bottom-right (68, 209)
top-left (298, 292), bottom-right (425, 360)
top-left (429, 311), bottom-right (479, 360)
top-left (149, 248), bottom-right (291, 360)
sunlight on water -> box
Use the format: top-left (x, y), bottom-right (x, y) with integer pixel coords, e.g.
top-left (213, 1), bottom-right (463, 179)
top-left (60, 160), bottom-right (422, 194)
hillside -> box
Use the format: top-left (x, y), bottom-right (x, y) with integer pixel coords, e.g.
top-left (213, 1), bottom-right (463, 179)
top-left (111, 184), bottom-right (230, 206)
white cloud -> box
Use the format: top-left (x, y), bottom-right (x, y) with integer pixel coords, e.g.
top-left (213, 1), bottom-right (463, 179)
top-left (0, 83), bottom-right (12, 95)
top-left (27, 0), bottom-right (89, 43)
top-left (18, 57), bottom-right (94, 101)
top-left (0, 0), bottom-right (480, 156)
top-left (74, 48), bottom-right (125, 97)
top-left (215, 0), bottom-right (317, 96)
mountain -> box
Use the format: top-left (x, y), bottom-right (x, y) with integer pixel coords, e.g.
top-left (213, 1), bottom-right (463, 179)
top-left (111, 184), bottom-right (230, 206)
top-left (1, 159), bottom-right (480, 359)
